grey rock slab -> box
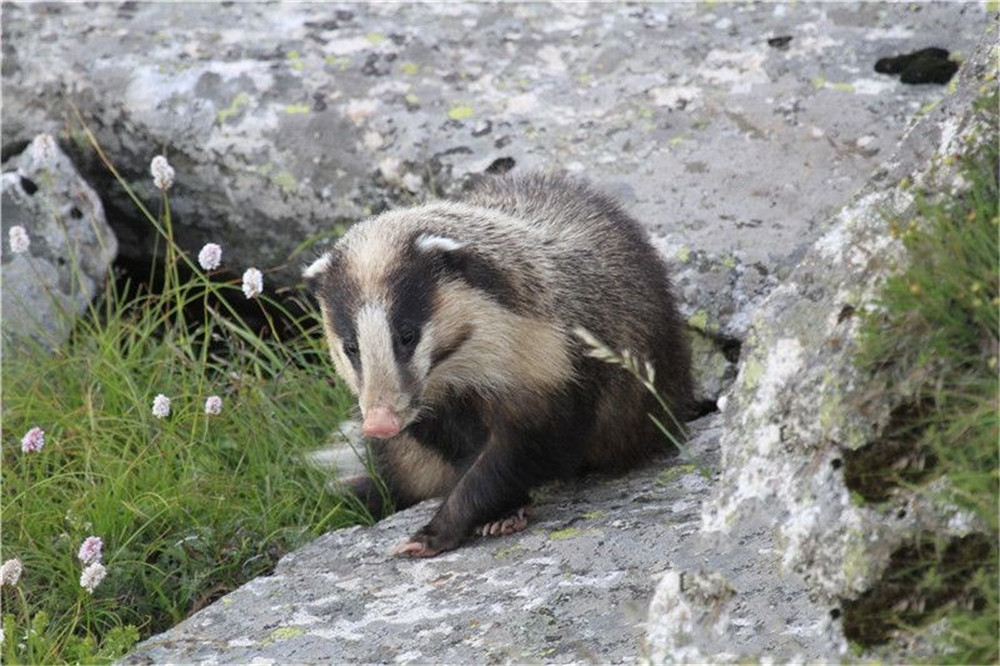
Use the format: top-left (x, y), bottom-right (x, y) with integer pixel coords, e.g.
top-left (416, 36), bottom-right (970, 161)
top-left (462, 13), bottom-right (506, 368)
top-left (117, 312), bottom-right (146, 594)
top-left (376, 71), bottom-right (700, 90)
top-left (2, 2), bottom-right (985, 320)
top-left (646, 29), bottom-right (998, 663)
top-left (122, 415), bottom-right (721, 665)
top-left (1, 134), bottom-right (118, 350)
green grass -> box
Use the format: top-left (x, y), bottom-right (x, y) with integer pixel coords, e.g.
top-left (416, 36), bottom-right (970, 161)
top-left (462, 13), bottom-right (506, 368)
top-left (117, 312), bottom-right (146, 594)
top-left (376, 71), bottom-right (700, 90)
top-left (1, 129), bottom-right (358, 663)
top-left (845, 90), bottom-right (999, 662)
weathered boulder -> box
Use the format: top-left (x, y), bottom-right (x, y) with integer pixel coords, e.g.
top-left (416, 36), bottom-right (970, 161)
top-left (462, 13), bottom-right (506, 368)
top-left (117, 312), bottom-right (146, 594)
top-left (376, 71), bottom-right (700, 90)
top-left (1, 134), bottom-right (118, 350)
top-left (123, 415), bottom-right (722, 665)
top-left (1, 3), bottom-right (984, 373)
top-left (646, 29), bottom-right (998, 662)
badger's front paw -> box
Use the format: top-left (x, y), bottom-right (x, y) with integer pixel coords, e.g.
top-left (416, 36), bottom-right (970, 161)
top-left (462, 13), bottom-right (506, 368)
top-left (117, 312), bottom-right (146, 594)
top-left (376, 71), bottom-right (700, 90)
top-left (391, 524), bottom-right (462, 558)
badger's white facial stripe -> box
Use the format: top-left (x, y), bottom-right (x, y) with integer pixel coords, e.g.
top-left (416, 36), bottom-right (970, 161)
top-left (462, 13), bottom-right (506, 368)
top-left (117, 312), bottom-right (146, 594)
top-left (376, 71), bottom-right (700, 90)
top-left (303, 252), bottom-right (332, 280)
top-left (355, 302), bottom-right (401, 412)
top-left (416, 234), bottom-right (463, 253)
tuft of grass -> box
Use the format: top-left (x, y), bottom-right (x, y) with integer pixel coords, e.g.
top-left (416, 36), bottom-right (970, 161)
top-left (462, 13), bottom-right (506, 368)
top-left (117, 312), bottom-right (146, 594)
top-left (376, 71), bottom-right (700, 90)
top-left (1, 126), bottom-right (357, 663)
top-left (847, 90), bottom-right (999, 662)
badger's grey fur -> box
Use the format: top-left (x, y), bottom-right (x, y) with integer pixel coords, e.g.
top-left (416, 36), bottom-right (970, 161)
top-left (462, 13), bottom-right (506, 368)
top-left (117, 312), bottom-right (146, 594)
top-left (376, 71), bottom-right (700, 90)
top-left (305, 172), bottom-right (693, 557)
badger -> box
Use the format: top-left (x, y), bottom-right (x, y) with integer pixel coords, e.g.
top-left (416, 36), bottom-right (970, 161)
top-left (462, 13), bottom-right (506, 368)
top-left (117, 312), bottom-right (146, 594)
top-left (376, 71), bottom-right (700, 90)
top-left (304, 172), bottom-right (693, 557)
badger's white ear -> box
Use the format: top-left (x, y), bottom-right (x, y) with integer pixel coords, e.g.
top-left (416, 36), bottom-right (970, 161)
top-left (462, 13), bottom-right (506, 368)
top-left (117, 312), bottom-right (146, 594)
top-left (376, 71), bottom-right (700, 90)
top-left (416, 234), bottom-right (463, 253)
top-left (302, 252), bottom-right (332, 280)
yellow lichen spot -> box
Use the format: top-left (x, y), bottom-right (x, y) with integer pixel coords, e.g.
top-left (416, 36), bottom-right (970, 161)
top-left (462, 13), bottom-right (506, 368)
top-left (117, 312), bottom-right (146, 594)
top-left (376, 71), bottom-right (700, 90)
top-left (272, 171), bottom-right (298, 194)
top-left (325, 54), bottom-right (352, 70)
top-left (812, 76), bottom-right (827, 89)
top-left (741, 356), bottom-right (764, 390)
top-left (268, 627), bottom-right (305, 642)
top-left (400, 62), bottom-right (420, 76)
top-left (946, 76), bottom-right (960, 95)
top-left (283, 104), bottom-right (311, 115)
top-left (366, 32), bottom-right (385, 45)
top-left (582, 510), bottom-right (607, 519)
top-left (829, 82), bottom-right (855, 93)
top-left (405, 93), bottom-right (420, 106)
top-left (677, 246), bottom-right (691, 263)
top-left (448, 105), bottom-right (475, 121)
top-left (287, 50), bottom-right (304, 72)
top-left (578, 73), bottom-right (593, 85)
top-left (909, 283), bottom-right (922, 296)
top-left (917, 100), bottom-right (939, 116)
top-left (549, 527), bottom-right (580, 540)
top-left (987, 0), bottom-right (999, 12)
top-left (495, 543), bottom-right (525, 559)
top-left (657, 464), bottom-right (697, 486)
top-left (217, 92), bottom-right (250, 124)
top-left (722, 255), bottom-right (737, 269)
top-left (687, 310), bottom-right (709, 331)
top-left (669, 136), bottom-right (685, 146)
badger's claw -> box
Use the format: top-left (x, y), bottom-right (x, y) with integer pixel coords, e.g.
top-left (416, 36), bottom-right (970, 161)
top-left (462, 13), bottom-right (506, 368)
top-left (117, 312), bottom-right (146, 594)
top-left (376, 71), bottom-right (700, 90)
top-left (478, 506), bottom-right (530, 537)
top-left (392, 539), bottom-right (441, 558)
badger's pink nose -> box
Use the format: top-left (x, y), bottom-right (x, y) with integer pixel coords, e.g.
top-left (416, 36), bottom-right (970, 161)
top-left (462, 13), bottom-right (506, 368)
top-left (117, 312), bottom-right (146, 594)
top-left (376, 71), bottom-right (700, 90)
top-left (362, 406), bottom-right (402, 439)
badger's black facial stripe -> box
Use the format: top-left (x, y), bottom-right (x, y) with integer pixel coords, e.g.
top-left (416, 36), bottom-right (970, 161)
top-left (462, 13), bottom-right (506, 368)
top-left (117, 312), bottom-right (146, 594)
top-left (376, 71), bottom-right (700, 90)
top-left (321, 254), bottom-right (362, 370)
top-left (410, 231), bottom-right (520, 311)
top-left (386, 254), bottom-right (434, 363)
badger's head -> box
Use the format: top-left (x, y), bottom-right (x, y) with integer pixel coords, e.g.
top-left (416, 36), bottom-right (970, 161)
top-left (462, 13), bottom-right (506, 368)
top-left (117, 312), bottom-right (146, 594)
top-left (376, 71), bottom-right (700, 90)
top-left (303, 225), bottom-right (491, 439)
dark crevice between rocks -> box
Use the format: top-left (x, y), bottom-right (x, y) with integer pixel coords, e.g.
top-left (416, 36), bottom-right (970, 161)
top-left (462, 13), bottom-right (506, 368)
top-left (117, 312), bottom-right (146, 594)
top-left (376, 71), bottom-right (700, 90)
top-left (843, 399), bottom-right (939, 502)
top-left (842, 532), bottom-right (994, 646)
top-left (1, 138), bottom-right (31, 163)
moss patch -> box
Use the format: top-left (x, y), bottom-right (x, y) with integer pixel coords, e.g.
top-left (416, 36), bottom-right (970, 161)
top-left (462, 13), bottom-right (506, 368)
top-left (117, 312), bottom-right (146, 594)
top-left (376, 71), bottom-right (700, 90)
top-left (850, 89), bottom-right (998, 662)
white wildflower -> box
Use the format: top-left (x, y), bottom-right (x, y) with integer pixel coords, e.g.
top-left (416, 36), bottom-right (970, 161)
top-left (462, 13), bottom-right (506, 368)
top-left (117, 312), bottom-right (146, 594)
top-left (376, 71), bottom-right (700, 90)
top-left (29, 133), bottom-right (57, 168)
top-left (20, 426), bottom-right (44, 453)
top-left (198, 242), bottom-right (222, 271)
top-left (152, 394), bottom-right (171, 419)
top-left (150, 155), bottom-right (175, 191)
top-left (204, 395), bottom-right (223, 415)
top-left (80, 561), bottom-right (107, 594)
top-left (0, 558), bottom-right (23, 586)
top-left (9, 225), bottom-right (30, 254)
top-left (242, 267), bottom-right (263, 299)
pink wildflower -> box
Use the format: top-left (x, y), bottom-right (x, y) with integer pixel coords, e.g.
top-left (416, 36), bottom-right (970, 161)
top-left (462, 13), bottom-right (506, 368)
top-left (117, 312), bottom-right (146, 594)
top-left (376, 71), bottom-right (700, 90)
top-left (9, 226), bottom-right (30, 254)
top-left (20, 427), bottom-right (44, 453)
top-left (198, 243), bottom-right (222, 271)
top-left (152, 394), bottom-right (171, 419)
top-left (78, 536), bottom-right (103, 565)
top-left (204, 395), bottom-right (223, 415)
top-left (0, 559), bottom-right (22, 586)
top-left (150, 155), bottom-right (175, 191)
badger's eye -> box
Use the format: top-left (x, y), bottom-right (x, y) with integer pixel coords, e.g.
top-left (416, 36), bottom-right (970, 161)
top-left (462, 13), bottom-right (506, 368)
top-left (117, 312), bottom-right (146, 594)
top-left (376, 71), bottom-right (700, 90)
top-left (343, 339), bottom-right (359, 358)
top-left (399, 327), bottom-right (417, 348)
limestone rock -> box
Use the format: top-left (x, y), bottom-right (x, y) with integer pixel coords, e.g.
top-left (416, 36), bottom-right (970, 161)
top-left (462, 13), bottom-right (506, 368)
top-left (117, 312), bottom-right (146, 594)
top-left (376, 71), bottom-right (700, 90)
top-left (123, 416), bottom-right (722, 665)
top-left (1, 134), bottom-right (118, 350)
top-left (2, 2), bottom-right (984, 318)
top-left (645, 30), bottom-right (997, 662)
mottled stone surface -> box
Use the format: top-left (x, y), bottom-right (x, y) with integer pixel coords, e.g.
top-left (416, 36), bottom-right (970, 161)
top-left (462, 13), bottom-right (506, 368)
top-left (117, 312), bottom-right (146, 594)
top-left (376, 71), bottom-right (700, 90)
top-left (124, 416), bottom-right (721, 665)
top-left (2, 2), bottom-right (983, 306)
top-left (1, 135), bottom-right (118, 350)
top-left (647, 31), bottom-right (997, 662)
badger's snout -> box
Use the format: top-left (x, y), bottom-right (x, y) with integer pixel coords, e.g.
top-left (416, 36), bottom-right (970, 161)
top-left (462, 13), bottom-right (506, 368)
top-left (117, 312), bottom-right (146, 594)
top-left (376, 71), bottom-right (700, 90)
top-left (362, 405), bottom-right (402, 439)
